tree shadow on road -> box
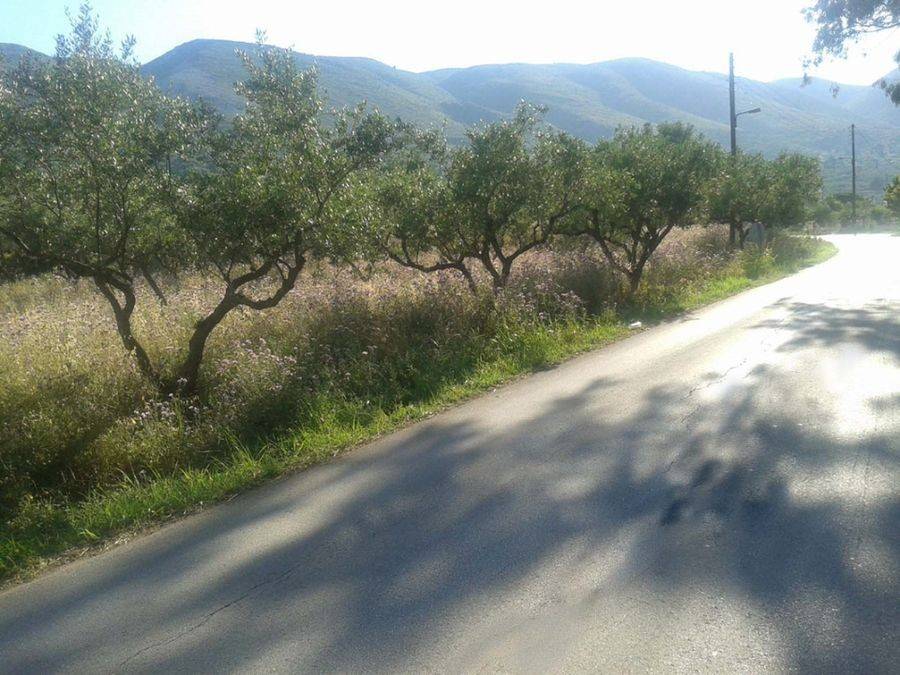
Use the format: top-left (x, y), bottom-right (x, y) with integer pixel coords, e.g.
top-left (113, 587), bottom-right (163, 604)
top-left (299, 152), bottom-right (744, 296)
top-left (1, 302), bottom-right (898, 673)
top-left (760, 300), bottom-right (900, 362)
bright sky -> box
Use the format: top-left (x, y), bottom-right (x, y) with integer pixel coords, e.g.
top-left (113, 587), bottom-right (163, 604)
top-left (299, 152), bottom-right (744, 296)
top-left (1, 0), bottom-right (897, 84)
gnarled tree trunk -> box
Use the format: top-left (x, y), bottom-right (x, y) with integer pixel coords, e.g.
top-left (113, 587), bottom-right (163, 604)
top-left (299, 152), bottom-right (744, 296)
top-left (95, 277), bottom-right (162, 389)
top-left (173, 258), bottom-right (304, 397)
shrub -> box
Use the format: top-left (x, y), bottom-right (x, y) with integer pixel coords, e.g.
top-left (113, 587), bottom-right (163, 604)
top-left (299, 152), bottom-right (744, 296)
top-left (738, 246), bottom-right (775, 279)
top-left (886, 176), bottom-right (900, 217)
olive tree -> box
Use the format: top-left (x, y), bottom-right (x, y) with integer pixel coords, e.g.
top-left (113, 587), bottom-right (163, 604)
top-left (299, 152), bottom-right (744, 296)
top-left (758, 153), bottom-right (823, 231)
top-left (711, 152), bottom-right (821, 247)
top-left (174, 45), bottom-right (402, 395)
top-left (709, 152), bottom-right (773, 248)
top-left (0, 7), bottom-right (208, 386)
top-left (0, 9), bottom-right (401, 397)
top-left (709, 154), bottom-right (822, 248)
top-left (368, 133), bottom-right (476, 289)
top-left (376, 104), bottom-right (587, 292)
top-left (572, 122), bottom-right (721, 299)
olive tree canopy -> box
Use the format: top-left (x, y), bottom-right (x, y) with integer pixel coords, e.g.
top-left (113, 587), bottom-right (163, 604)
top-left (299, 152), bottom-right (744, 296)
top-left (0, 5), bottom-right (210, 387)
top-left (0, 7), bottom-right (404, 397)
top-left (572, 122), bottom-right (721, 299)
top-left (375, 104), bottom-right (588, 293)
top-left (709, 152), bottom-right (821, 247)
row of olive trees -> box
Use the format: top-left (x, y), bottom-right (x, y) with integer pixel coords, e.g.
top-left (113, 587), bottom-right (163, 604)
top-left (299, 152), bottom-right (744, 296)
top-left (0, 10), bottom-right (821, 398)
top-left (374, 106), bottom-right (821, 297)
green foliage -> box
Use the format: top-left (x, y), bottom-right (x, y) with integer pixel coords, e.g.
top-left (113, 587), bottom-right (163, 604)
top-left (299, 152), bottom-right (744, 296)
top-left (761, 153), bottom-right (823, 227)
top-left (708, 153), bottom-right (771, 246)
top-left (812, 190), bottom-right (899, 228)
top-left (573, 122), bottom-right (722, 297)
top-left (376, 104), bottom-right (588, 291)
top-left (806, 0), bottom-right (899, 59)
top-left (886, 176), bottom-right (900, 215)
top-left (805, 0), bottom-right (899, 104)
top-left (0, 7), bottom-right (204, 277)
top-left (0, 5), bottom-right (211, 389)
top-left (173, 41), bottom-right (403, 393)
top-left (710, 152), bottom-right (822, 246)
top-left (0, 8), bottom-right (403, 397)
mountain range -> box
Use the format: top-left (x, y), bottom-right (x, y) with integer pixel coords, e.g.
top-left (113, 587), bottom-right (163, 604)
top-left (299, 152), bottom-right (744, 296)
top-left (2, 39), bottom-right (898, 196)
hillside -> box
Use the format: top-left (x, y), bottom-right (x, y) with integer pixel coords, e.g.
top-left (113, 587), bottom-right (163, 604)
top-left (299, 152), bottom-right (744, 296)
top-left (142, 40), bottom-right (469, 139)
top-left (0, 43), bottom-right (46, 71)
top-left (3, 39), bottom-right (898, 195)
top-left (141, 42), bottom-right (900, 197)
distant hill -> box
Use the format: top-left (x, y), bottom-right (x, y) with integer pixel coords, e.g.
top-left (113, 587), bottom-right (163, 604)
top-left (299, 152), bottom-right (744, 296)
top-left (0, 43), bottom-right (46, 71)
top-left (3, 39), bottom-right (898, 196)
top-left (142, 40), bottom-right (469, 139)
top-left (141, 42), bottom-right (900, 197)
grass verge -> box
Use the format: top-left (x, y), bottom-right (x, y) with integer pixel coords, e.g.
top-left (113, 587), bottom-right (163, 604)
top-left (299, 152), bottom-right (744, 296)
top-left (0, 237), bottom-right (837, 585)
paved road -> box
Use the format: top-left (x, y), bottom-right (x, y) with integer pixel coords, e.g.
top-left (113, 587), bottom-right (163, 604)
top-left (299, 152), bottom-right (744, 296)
top-left (1, 234), bottom-right (898, 673)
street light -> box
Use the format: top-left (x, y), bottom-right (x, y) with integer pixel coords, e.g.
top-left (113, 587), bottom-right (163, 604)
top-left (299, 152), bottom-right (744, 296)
top-left (732, 106), bottom-right (761, 157)
top-left (728, 53), bottom-right (762, 156)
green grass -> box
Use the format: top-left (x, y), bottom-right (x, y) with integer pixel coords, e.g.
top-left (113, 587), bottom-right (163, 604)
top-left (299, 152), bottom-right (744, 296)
top-left (0, 237), bottom-right (837, 585)
top-left (682, 236), bottom-right (837, 308)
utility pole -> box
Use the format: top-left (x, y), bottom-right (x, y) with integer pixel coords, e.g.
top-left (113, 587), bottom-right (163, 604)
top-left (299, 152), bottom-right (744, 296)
top-left (851, 123), bottom-right (857, 222)
top-left (728, 53), bottom-right (760, 157)
top-left (729, 52), bottom-right (737, 156)
top-left (727, 52), bottom-right (762, 247)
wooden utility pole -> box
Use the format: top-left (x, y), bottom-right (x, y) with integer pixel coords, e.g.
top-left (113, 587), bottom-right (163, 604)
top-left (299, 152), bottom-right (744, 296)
top-left (851, 123), bottom-right (857, 222)
top-left (729, 53), bottom-right (737, 156)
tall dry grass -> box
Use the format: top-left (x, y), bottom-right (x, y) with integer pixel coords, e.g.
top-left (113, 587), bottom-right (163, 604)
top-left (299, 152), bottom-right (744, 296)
top-left (0, 226), bottom-right (812, 529)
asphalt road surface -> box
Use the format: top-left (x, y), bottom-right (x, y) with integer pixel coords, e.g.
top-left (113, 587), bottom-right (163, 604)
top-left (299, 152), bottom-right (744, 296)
top-left (1, 234), bottom-right (898, 673)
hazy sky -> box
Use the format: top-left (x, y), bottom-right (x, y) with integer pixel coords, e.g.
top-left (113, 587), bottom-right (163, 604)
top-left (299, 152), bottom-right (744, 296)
top-left (1, 0), bottom-right (897, 84)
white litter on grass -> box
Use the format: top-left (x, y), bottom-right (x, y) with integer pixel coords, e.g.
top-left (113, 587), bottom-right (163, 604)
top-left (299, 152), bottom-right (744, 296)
top-left (628, 321), bottom-right (643, 329)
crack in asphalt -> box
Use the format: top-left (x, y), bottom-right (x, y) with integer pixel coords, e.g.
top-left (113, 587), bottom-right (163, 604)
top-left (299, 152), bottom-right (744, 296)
top-left (116, 563), bottom-right (301, 670)
top-left (678, 358), bottom-right (751, 425)
top-left (671, 311), bottom-right (791, 467)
